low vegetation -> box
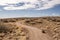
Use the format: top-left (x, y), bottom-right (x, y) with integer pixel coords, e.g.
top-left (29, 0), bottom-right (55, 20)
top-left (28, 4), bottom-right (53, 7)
top-left (0, 23), bottom-right (28, 40)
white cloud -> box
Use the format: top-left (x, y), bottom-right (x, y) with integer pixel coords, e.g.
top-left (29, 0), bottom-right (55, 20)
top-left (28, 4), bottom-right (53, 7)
top-left (0, 0), bottom-right (60, 10)
top-left (0, 0), bottom-right (37, 5)
top-left (37, 0), bottom-right (60, 10)
top-left (4, 4), bottom-right (35, 10)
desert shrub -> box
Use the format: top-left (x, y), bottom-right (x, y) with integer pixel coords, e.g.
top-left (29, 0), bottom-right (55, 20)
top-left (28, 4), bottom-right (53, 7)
top-left (45, 17), bottom-right (60, 22)
top-left (42, 30), bottom-right (46, 33)
top-left (0, 23), bottom-right (13, 33)
top-left (51, 19), bottom-right (60, 22)
top-left (42, 17), bottom-right (47, 19)
top-left (8, 19), bottom-right (16, 22)
top-left (0, 19), bottom-right (8, 23)
top-left (25, 20), bottom-right (30, 23)
top-left (56, 20), bottom-right (60, 22)
top-left (3, 20), bottom-right (8, 23)
top-left (1, 19), bottom-right (16, 23)
top-left (30, 22), bottom-right (36, 25)
top-left (9, 20), bottom-right (16, 22)
top-left (37, 22), bottom-right (42, 24)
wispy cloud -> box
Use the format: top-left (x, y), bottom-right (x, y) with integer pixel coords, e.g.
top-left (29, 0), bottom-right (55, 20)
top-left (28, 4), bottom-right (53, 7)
top-left (37, 0), bottom-right (60, 10)
top-left (0, 0), bottom-right (60, 10)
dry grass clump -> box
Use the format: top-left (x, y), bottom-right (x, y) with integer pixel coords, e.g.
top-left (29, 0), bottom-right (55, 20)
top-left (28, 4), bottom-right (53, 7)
top-left (0, 23), bottom-right (28, 40)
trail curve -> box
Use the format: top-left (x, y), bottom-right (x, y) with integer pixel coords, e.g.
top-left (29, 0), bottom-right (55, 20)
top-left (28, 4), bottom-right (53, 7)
top-left (16, 22), bottom-right (54, 40)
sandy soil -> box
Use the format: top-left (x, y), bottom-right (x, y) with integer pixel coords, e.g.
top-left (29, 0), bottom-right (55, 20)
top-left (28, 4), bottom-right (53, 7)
top-left (16, 22), bottom-right (54, 40)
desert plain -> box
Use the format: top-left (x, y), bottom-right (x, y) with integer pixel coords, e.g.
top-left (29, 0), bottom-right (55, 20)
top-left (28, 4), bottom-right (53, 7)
top-left (0, 16), bottom-right (60, 40)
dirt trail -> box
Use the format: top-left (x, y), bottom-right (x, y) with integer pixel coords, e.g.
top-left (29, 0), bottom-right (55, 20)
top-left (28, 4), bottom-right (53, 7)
top-left (16, 22), bottom-right (54, 40)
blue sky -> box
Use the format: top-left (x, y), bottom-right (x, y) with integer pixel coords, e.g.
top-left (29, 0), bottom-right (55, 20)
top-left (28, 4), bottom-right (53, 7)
top-left (0, 0), bottom-right (60, 18)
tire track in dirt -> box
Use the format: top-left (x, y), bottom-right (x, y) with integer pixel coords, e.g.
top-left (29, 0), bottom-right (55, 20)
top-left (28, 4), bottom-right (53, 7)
top-left (16, 22), bottom-right (54, 40)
